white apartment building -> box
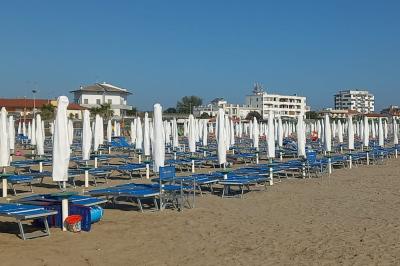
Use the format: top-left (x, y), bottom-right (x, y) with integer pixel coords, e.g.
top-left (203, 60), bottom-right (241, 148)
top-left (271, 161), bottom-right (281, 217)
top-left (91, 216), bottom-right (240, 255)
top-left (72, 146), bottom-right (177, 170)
top-left (193, 98), bottom-right (241, 117)
top-left (334, 89), bottom-right (374, 113)
top-left (244, 83), bottom-right (308, 118)
top-left (70, 82), bottom-right (132, 117)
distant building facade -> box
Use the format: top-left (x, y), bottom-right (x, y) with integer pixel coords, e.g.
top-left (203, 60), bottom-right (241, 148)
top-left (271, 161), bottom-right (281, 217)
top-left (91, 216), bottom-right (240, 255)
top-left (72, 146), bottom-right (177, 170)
top-left (381, 105), bottom-right (400, 117)
top-left (193, 83), bottom-right (308, 119)
top-left (334, 89), bottom-right (374, 113)
top-left (70, 82), bottom-right (132, 117)
top-left (244, 83), bottom-right (308, 119)
top-left (0, 98), bottom-right (84, 119)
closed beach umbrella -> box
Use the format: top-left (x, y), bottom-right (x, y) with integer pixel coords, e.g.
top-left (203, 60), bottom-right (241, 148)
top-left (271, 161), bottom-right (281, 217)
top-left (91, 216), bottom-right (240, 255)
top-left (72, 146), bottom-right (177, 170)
top-left (82, 110), bottom-right (92, 161)
top-left (52, 96), bottom-right (70, 183)
top-left (31, 117), bottom-right (37, 146)
top-left (27, 122), bottom-right (32, 140)
top-left (68, 119), bottom-right (74, 146)
top-left (0, 107), bottom-right (10, 169)
top-left (297, 114), bottom-right (306, 157)
top-left (188, 115), bottom-right (196, 153)
top-left (363, 116), bottom-right (369, 147)
top-left (8, 116), bottom-right (15, 151)
top-left (324, 114), bottom-right (332, 153)
top-left (337, 120), bottom-right (343, 143)
top-left (267, 111), bottom-right (275, 158)
top-left (22, 121), bottom-right (26, 137)
top-left (393, 117), bottom-right (398, 145)
top-left (348, 116), bottom-right (354, 150)
top-left (152, 104), bottom-right (165, 172)
top-left (17, 121), bottom-right (21, 136)
top-left (107, 120), bottom-right (112, 143)
top-left (36, 114), bottom-right (44, 156)
top-left (143, 113), bottom-right (151, 156)
top-left (202, 119), bottom-right (208, 147)
top-left (253, 117), bottom-right (259, 150)
top-left (277, 117), bottom-right (283, 147)
top-left (216, 108), bottom-right (226, 165)
top-left (378, 117), bottom-right (384, 147)
top-left (135, 118), bottom-right (143, 150)
top-left (172, 117), bottom-right (179, 149)
top-left (230, 119), bottom-right (235, 147)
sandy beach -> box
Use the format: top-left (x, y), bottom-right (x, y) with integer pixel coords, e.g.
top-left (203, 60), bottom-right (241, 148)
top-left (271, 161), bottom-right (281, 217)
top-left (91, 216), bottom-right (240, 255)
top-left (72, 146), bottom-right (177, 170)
top-left (1, 156), bottom-right (400, 266)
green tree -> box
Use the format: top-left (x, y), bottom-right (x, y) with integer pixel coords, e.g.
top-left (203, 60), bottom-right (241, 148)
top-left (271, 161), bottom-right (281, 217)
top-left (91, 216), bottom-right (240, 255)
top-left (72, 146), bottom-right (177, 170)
top-left (199, 112), bottom-right (210, 119)
top-left (40, 103), bottom-right (55, 121)
top-left (164, 107), bottom-right (177, 114)
top-left (306, 111), bottom-right (319, 120)
top-left (126, 107), bottom-right (137, 117)
top-left (245, 111), bottom-right (262, 121)
top-left (90, 103), bottom-right (114, 119)
top-left (176, 96), bottom-right (203, 114)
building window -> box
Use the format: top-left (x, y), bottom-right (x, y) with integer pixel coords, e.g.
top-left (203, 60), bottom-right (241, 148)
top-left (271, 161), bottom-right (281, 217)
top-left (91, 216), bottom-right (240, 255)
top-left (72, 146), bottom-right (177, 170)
top-left (96, 99), bottom-right (101, 105)
top-left (84, 99), bottom-right (88, 104)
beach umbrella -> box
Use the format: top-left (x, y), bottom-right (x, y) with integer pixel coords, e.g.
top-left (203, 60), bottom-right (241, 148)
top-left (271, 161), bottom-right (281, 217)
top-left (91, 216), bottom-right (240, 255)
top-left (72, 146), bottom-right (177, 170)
top-left (31, 117), bottom-right (37, 146)
top-left (99, 117), bottom-right (104, 145)
top-left (230, 119), bottom-right (235, 147)
top-left (216, 108), bottom-right (227, 165)
top-left (378, 117), bottom-right (384, 147)
top-left (0, 107), bottom-right (10, 169)
top-left (82, 110), bottom-right (92, 161)
top-left (135, 118), bottom-right (143, 150)
top-left (371, 119), bottom-right (376, 139)
top-left (107, 120), bottom-right (112, 143)
top-left (152, 104), bottom-right (165, 172)
top-left (393, 117), bottom-right (398, 145)
top-left (277, 117), bottom-right (283, 148)
top-left (253, 117), bottom-right (259, 150)
top-left (337, 120), bottom-right (343, 143)
top-left (22, 121), bottom-right (26, 137)
top-left (224, 116), bottom-right (231, 151)
top-left (188, 114), bottom-right (196, 153)
top-left (267, 111), bottom-right (275, 159)
top-left (8, 116), bottom-right (15, 152)
top-left (130, 120), bottom-right (136, 144)
top-left (324, 114), bottom-right (332, 153)
top-left (52, 96), bottom-right (71, 184)
top-left (363, 116), bottom-right (369, 147)
top-left (93, 114), bottom-right (102, 152)
top-left (348, 116), bottom-right (354, 150)
top-left (297, 114), bottom-right (306, 158)
top-left (171, 117), bottom-right (179, 149)
top-left (17, 121), bottom-right (21, 136)
top-left (143, 113), bottom-right (151, 156)
top-left (27, 122), bottom-right (32, 140)
top-left (384, 119), bottom-right (388, 140)
top-left (202, 119), bottom-right (208, 147)
top-left (36, 114), bottom-right (44, 156)
top-left (68, 119), bottom-right (74, 146)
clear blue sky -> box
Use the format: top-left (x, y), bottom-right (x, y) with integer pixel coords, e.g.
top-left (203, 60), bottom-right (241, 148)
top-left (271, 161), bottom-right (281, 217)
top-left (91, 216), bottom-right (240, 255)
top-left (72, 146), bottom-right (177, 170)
top-left (0, 0), bottom-right (399, 111)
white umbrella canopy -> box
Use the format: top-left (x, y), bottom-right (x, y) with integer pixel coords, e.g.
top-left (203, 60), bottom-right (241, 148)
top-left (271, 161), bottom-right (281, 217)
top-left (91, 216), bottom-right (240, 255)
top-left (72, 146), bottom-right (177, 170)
top-left (297, 114), bottom-right (306, 158)
top-left (337, 120), bottom-right (343, 143)
top-left (224, 116), bottom-right (231, 151)
top-left (36, 114), bottom-right (45, 156)
top-left (68, 119), bottom-right (74, 146)
top-left (152, 104), bottom-right (165, 172)
top-left (393, 117), bottom-right (398, 145)
top-left (277, 117), bottom-right (283, 147)
top-left (17, 121), bottom-right (21, 136)
top-left (143, 113), bottom-right (151, 156)
top-left (135, 118), bottom-right (143, 150)
top-left (31, 117), bottom-right (37, 146)
top-left (93, 115), bottom-right (102, 152)
top-left (27, 122), bottom-right (32, 140)
top-left (363, 116), bottom-right (369, 147)
top-left (107, 120), bottom-right (112, 143)
top-left (130, 119), bottom-right (136, 144)
top-left (188, 114), bottom-right (196, 153)
top-left (99, 117), bottom-right (104, 145)
top-left (378, 117), bottom-right (384, 147)
top-left (384, 119), bottom-right (388, 140)
top-left (202, 119), bottom-right (208, 147)
top-left (253, 117), bottom-right (259, 150)
top-left (0, 107), bottom-right (10, 168)
top-left (371, 119), bottom-right (376, 139)
top-left (230, 119), bottom-right (235, 147)
top-left (8, 116), bottom-right (15, 151)
top-left (172, 117), bottom-right (179, 149)
top-left (82, 110), bottom-right (92, 161)
top-left (324, 114), bottom-right (332, 153)
top-left (22, 121), bottom-right (26, 137)
top-left (267, 111), bottom-right (275, 158)
top-left (216, 108), bottom-right (227, 165)
top-left (348, 116), bottom-right (354, 150)
top-left (52, 96), bottom-right (71, 182)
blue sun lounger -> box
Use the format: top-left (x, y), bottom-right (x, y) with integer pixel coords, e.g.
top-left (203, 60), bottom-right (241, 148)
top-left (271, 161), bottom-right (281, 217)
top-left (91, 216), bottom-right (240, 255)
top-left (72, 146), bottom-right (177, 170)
top-left (0, 203), bottom-right (57, 240)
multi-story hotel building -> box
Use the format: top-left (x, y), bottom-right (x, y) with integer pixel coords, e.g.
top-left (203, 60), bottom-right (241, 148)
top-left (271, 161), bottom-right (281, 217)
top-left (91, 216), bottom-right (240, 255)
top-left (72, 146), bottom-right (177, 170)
top-left (334, 89), bottom-right (374, 114)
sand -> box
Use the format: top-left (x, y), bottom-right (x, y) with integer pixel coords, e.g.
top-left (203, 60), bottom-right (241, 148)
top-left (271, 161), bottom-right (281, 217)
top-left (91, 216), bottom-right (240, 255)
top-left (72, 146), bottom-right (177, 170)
top-left (1, 156), bottom-right (400, 265)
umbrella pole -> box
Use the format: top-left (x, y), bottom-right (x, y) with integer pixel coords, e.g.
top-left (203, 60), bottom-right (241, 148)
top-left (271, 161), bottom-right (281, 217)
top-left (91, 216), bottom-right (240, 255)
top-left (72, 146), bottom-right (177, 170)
top-left (61, 198), bottom-right (68, 231)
